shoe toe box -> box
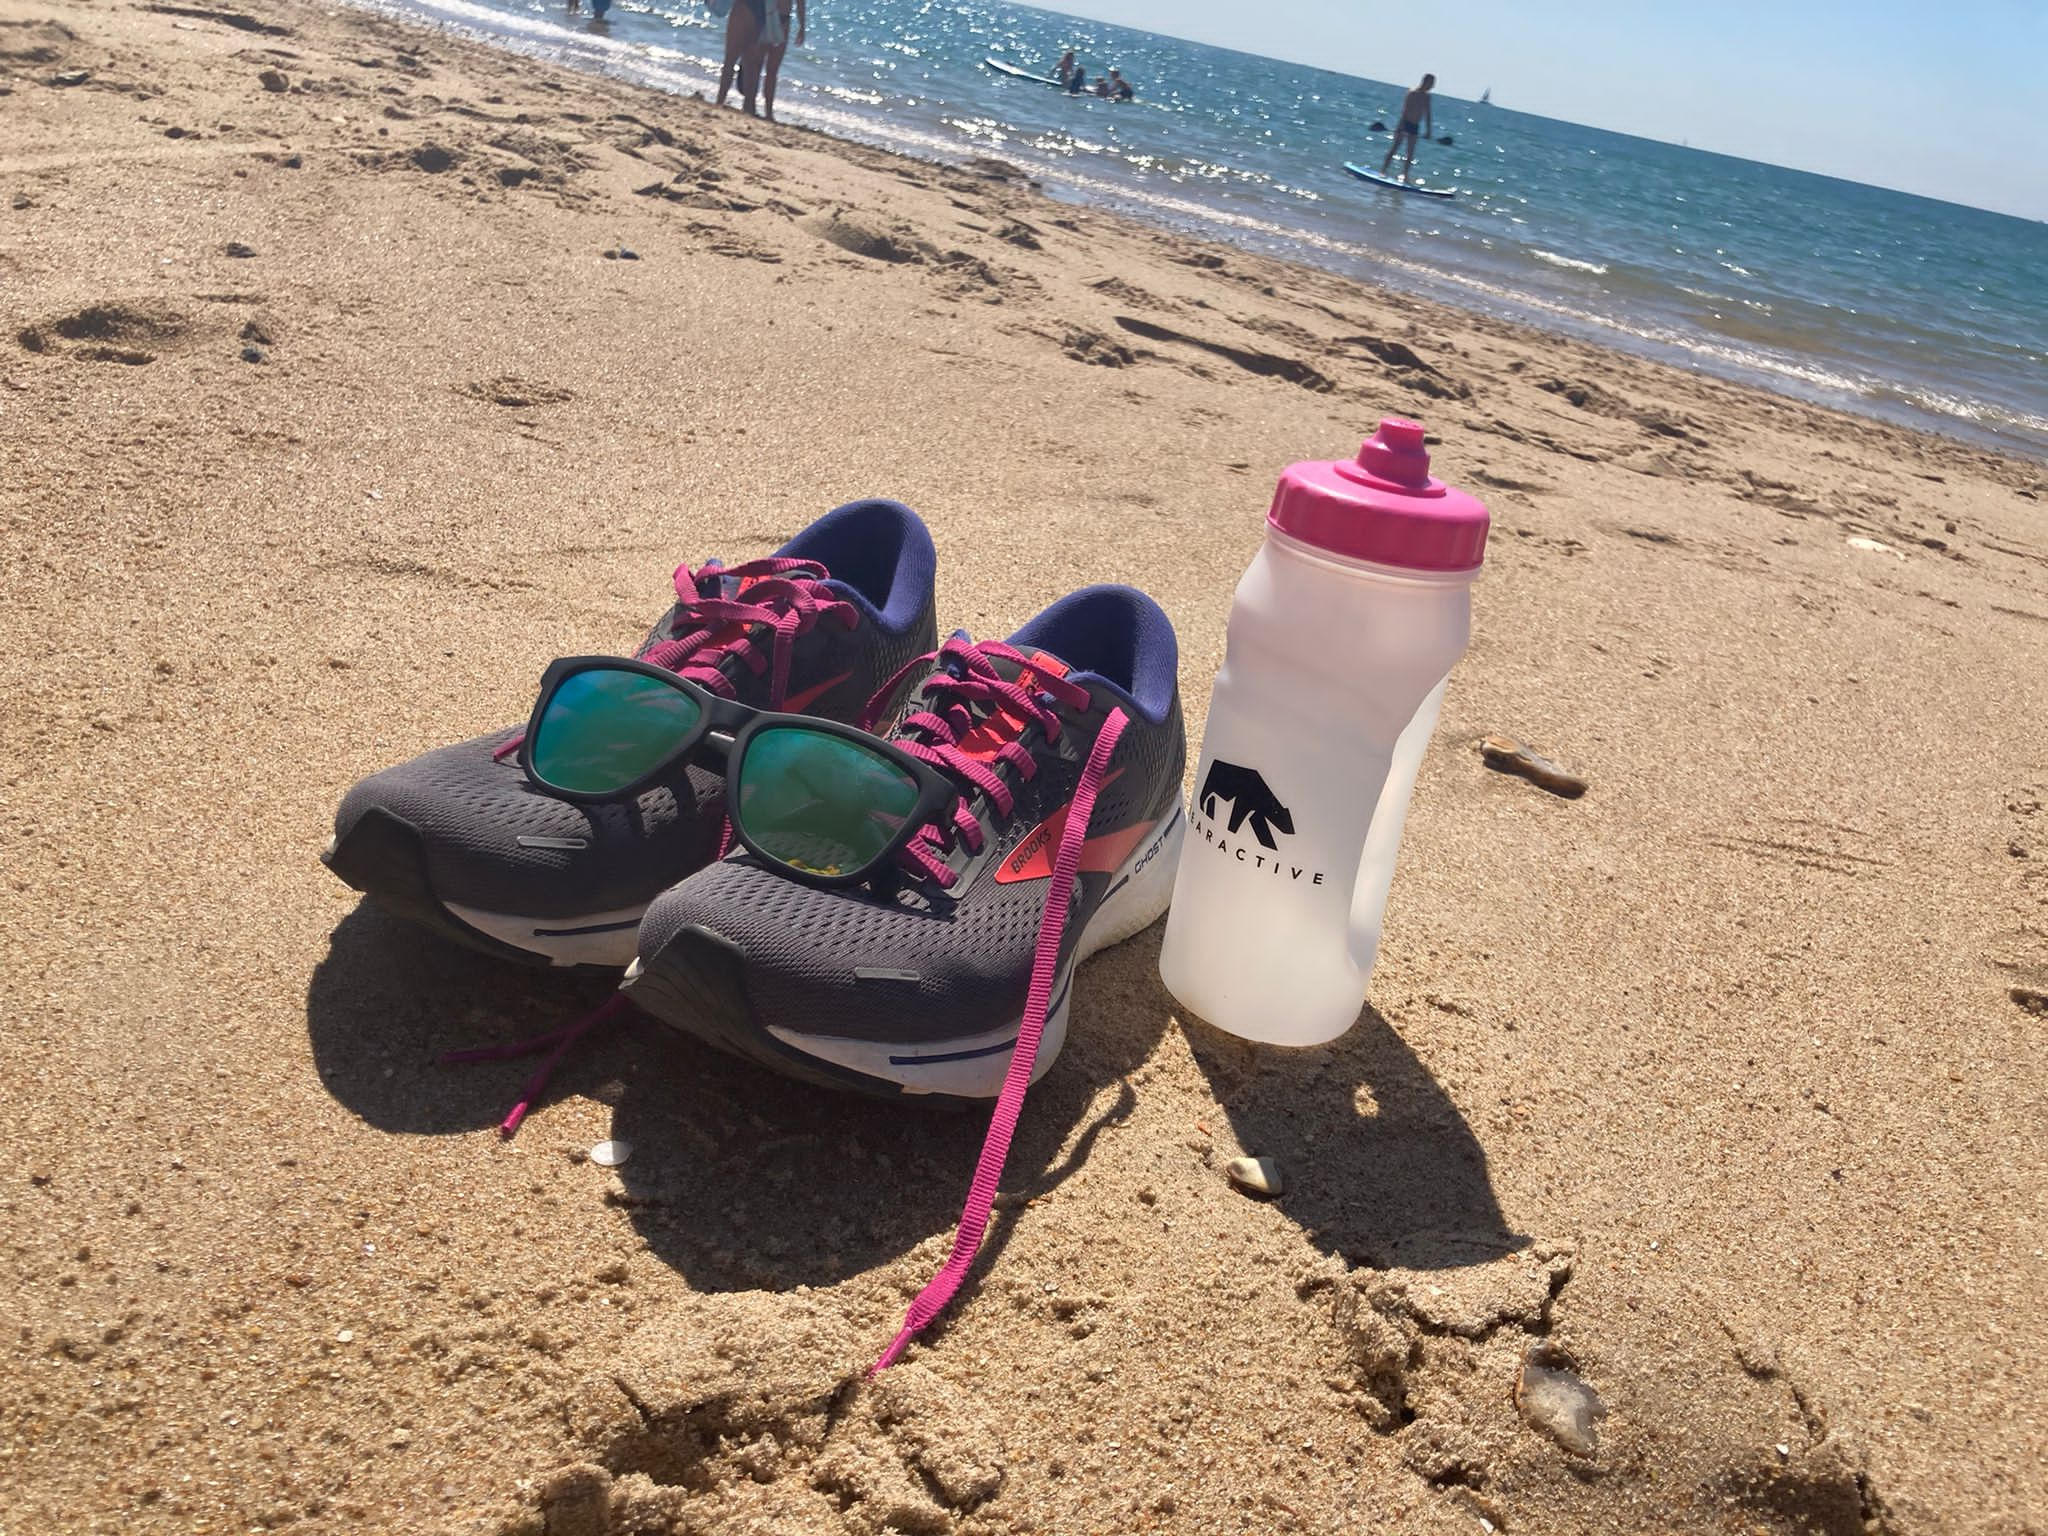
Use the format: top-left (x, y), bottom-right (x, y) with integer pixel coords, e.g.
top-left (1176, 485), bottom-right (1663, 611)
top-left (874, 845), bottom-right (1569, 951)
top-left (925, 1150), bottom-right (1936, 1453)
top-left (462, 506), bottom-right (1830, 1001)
top-left (332, 729), bottom-right (724, 917)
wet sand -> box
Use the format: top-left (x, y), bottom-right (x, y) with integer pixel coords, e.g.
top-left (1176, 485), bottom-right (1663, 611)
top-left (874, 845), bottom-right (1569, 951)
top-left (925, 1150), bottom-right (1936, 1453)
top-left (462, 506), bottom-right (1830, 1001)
top-left (3, 2), bottom-right (2045, 1532)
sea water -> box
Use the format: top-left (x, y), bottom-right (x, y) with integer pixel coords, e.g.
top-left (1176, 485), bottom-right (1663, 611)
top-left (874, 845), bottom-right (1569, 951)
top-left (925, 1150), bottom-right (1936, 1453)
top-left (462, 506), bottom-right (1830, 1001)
top-left (356, 0), bottom-right (2048, 459)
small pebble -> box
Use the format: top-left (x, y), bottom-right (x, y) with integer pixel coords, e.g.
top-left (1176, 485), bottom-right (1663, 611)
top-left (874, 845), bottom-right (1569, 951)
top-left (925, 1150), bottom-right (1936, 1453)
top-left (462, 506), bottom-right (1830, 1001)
top-left (51, 69), bottom-right (91, 86)
top-left (589, 1139), bottom-right (632, 1168)
top-left (1845, 535), bottom-right (1905, 560)
top-left (240, 346), bottom-right (265, 364)
top-left (335, 1329), bottom-right (354, 1343)
top-left (258, 68), bottom-right (289, 92)
top-left (2012, 986), bottom-right (2047, 1015)
top-left (225, 241), bottom-right (257, 258)
top-left (1224, 1155), bottom-right (1284, 1197)
top-left (602, 245), bottom-right (639, 261)
top-left (1480, 736), bottom-right (1587, 798)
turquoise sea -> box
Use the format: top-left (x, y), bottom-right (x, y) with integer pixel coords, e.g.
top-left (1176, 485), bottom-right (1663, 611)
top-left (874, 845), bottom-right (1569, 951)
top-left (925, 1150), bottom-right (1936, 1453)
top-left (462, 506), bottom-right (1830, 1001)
top-left (360, 0), bottom-right (2048, 459)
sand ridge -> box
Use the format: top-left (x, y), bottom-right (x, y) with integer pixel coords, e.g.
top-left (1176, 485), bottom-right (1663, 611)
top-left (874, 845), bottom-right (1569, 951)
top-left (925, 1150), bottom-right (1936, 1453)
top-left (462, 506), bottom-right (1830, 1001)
top-left (2, 1), bottom-right (2045, 1532)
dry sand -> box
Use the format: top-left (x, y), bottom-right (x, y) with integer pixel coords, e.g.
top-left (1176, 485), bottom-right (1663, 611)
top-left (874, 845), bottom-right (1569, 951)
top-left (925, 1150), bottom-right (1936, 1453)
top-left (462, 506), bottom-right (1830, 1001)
top-left (3, 3), bottom-right (2046, 1532)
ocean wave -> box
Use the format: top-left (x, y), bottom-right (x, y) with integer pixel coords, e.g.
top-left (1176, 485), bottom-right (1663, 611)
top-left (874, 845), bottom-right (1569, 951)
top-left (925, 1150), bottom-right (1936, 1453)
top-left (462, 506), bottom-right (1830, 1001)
top-left (1359, 258), bottom-right (2041, 440)
top-left (1530, 249), bottom-right (1608, 276)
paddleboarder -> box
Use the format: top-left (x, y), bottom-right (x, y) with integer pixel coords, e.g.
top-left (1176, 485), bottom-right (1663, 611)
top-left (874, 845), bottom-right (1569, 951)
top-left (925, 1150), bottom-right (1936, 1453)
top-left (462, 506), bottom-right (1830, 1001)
top-left (1380, 73), bottom-right (1435, 183)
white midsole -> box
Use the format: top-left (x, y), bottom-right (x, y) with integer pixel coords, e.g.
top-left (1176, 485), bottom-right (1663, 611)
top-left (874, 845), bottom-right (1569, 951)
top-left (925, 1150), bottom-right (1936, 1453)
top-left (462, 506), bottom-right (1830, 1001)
top-left (767, 809), bottom-right (1186, 1096)
top-left (442, 900), bottom-right (647, 969)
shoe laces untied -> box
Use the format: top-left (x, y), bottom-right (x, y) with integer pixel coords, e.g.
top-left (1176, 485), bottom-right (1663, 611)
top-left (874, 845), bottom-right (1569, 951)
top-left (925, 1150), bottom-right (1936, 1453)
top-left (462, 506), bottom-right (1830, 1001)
top-left (860, 637), bottom-right (1129, 1373)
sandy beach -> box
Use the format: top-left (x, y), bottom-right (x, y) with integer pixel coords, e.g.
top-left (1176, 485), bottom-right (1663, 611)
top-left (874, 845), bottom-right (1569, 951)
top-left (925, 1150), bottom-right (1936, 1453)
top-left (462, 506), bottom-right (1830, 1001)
top-left (3, 2), bottom-right (2045, 1532)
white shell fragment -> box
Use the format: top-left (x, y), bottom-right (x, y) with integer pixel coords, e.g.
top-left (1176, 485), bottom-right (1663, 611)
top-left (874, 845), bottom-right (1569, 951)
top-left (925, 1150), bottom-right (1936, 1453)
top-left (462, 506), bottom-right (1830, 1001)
top-left (588, 1139), bottom-right (632, 1168)
top-left (1224, 1156), bottom-right (1285, 1196)
top-left (1516, 1353), bottom-right (1607, 1456)
top-left (1846, 536), bottom-right (1905, 560)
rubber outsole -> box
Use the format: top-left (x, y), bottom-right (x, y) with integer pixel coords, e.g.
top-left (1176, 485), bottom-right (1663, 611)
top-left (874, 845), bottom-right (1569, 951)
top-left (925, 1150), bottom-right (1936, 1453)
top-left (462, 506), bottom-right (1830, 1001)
top-left (322, 807), bottom-right (622, 972)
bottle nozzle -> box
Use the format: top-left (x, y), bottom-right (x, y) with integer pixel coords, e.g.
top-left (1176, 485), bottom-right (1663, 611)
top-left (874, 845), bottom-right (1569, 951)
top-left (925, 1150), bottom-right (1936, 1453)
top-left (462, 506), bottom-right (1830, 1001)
top-left (1353, 417), bottom-right (1431, 488)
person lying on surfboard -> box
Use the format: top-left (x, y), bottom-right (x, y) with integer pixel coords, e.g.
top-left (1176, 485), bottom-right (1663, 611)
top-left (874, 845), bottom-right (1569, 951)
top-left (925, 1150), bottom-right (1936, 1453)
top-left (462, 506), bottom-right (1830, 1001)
top-left (1380, 73), bottom-right (1435, 183)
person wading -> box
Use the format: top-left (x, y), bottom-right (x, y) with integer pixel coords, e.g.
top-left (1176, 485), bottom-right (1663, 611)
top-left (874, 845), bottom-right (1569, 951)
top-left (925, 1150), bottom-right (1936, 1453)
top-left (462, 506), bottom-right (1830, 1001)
top-left (717, 0), bottom-right (807, 121)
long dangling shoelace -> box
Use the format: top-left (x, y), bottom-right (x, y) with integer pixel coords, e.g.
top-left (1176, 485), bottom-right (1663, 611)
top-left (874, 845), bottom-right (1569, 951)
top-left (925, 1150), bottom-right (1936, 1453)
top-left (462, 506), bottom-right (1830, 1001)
top-left (451, 559), bottom-right (856, 1133)
top-left (859, 639), bottom-right (1129, 1373)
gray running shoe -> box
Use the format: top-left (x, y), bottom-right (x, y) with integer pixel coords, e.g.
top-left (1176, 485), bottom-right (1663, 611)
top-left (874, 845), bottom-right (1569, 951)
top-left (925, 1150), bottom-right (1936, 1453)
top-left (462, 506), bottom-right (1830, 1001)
top-left (623, 585), bottom-right (1187, 1100)
top-left (322, 499), bottom-right (938, 968)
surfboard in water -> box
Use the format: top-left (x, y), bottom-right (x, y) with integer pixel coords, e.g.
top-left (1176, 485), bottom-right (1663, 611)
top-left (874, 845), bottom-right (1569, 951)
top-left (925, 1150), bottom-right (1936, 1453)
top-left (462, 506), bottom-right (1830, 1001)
top-left (984, 57), bottom-right (1065, 87)
top-left (1343, 162), bottom-right (1457, 198)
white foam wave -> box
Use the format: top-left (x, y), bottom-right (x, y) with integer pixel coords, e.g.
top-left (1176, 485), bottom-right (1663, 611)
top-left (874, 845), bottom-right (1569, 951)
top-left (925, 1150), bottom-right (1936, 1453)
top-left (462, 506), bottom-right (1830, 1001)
top-left (1530, 249), bottom-right (1608, 276)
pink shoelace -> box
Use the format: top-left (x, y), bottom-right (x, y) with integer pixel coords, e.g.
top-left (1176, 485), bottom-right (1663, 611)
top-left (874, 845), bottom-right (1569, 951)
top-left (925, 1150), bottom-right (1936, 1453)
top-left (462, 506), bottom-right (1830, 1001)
top-left (439, 994), bottom-right (630, 1137)
top-left (865, 640), bottom-right (1129, 1373)
top-left (490, 556), bottom-right (856, 763)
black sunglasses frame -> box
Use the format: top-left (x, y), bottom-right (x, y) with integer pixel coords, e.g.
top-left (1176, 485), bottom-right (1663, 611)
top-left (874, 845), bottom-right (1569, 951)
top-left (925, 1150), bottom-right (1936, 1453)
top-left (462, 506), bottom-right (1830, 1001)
top-left (519, 655), bottom-right (957, 889)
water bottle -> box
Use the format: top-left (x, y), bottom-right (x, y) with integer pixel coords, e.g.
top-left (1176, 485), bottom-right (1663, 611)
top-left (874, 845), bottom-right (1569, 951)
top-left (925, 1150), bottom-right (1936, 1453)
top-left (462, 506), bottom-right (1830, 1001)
top-left (1159, 418), bottom-right (1489, 1045)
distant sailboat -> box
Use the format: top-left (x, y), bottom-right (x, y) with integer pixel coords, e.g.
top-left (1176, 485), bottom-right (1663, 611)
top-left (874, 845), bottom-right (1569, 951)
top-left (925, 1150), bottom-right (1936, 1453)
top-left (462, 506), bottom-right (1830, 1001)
top-left (1479, 87), bottom-right (1492, 105)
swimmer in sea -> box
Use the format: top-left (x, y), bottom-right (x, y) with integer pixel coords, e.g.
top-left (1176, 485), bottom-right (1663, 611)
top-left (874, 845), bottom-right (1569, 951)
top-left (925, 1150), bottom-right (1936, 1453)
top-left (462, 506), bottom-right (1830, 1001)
top-left (1108, 67), bottom-right (1133, 100)
top-left (1379, 73), bottom-right (1434, 182)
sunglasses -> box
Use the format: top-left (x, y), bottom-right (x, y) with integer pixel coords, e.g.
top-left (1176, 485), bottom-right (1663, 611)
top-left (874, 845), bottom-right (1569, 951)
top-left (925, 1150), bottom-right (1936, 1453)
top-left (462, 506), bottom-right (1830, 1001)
top-left (518, 656), bottom-right (954, 888)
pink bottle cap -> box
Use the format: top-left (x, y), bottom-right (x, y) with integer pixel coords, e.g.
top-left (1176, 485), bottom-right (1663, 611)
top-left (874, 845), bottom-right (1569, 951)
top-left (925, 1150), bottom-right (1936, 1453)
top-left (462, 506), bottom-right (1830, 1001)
top-left (1267, 418), bottom-right (1489, 572)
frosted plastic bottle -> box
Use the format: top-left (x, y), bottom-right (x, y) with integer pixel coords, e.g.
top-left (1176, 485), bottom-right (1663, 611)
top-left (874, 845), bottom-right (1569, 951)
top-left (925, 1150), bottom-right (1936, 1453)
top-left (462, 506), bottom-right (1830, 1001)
top-left (1159, 419), bottom-right (1490, 1045)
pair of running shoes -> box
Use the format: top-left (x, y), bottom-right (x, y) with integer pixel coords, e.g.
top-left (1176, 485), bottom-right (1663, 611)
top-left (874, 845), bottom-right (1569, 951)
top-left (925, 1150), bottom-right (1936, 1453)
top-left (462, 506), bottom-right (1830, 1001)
top-left (324, 500), bottom-right (1186, 1365)
top-left (325, 497), bottom-right (1186, 1102)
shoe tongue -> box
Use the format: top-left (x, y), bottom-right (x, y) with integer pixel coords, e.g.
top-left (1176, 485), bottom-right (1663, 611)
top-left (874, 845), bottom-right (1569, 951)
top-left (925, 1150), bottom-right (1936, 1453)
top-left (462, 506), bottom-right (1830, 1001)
top-left (950, 646), bottom-right (1074, 762)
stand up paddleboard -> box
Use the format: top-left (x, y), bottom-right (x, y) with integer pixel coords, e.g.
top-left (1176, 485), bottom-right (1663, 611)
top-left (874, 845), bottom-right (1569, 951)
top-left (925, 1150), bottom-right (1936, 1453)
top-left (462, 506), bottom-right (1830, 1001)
top-left (1343, 162), bottom-right (1456, 198)
top-left (984, 57), bottom-right (1065, 87)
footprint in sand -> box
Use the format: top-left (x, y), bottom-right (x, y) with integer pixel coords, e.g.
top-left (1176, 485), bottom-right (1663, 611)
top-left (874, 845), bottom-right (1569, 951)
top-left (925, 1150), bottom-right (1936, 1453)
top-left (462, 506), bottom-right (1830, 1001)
top-left (142, 5), bottom-right (291, 37)
top-left (800, 208), bottom-right (934, 264)
top-left (456, 375), bottom-right (573, 408)
top-left (17, 301), bottom-right (192, 365)
top-left (1111, 314), bottom-right (1333, 392)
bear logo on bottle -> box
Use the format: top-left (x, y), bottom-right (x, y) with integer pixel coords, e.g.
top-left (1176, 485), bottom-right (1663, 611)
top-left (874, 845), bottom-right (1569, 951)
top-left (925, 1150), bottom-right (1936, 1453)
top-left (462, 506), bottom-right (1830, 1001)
top-left (1197, 761), bottom-right (1294, 849)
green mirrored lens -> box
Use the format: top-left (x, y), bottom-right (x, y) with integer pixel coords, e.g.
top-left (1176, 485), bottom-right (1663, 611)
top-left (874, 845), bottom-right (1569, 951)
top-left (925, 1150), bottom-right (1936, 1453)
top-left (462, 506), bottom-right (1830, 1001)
top-left (735, 727), bottom-right (922, 878)
top-left (530, 669), bottom-right (704, 794)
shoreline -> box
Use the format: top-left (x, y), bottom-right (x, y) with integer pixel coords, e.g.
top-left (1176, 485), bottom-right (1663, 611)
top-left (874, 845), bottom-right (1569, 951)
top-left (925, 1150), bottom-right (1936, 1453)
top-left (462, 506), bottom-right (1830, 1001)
top-left (4, 1), bottom-right (2046, 1533)
top-left (353, 0), bottom-right (2048, 463)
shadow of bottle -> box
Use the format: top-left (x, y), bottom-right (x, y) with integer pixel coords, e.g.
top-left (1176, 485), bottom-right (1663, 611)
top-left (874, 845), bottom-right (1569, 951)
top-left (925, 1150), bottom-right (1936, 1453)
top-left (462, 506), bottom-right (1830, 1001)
top-left (1184, 1003), bottom-right (1524, 1272)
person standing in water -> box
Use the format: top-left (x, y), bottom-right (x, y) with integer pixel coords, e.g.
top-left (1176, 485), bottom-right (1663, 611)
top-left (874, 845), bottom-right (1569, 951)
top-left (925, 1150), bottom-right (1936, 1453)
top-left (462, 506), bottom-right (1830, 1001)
top-left (717, 0), bottom-right (806, 120)
top-left (1379, 72), bottom-right (1435, 181)
top-left (1055, 49), bottom-right (1077, 86)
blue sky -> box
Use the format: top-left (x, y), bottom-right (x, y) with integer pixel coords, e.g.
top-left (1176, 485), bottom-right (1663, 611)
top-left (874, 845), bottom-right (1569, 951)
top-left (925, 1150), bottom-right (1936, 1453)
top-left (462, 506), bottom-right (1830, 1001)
top-left (1032, 0), bottom-right (2047, 220)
